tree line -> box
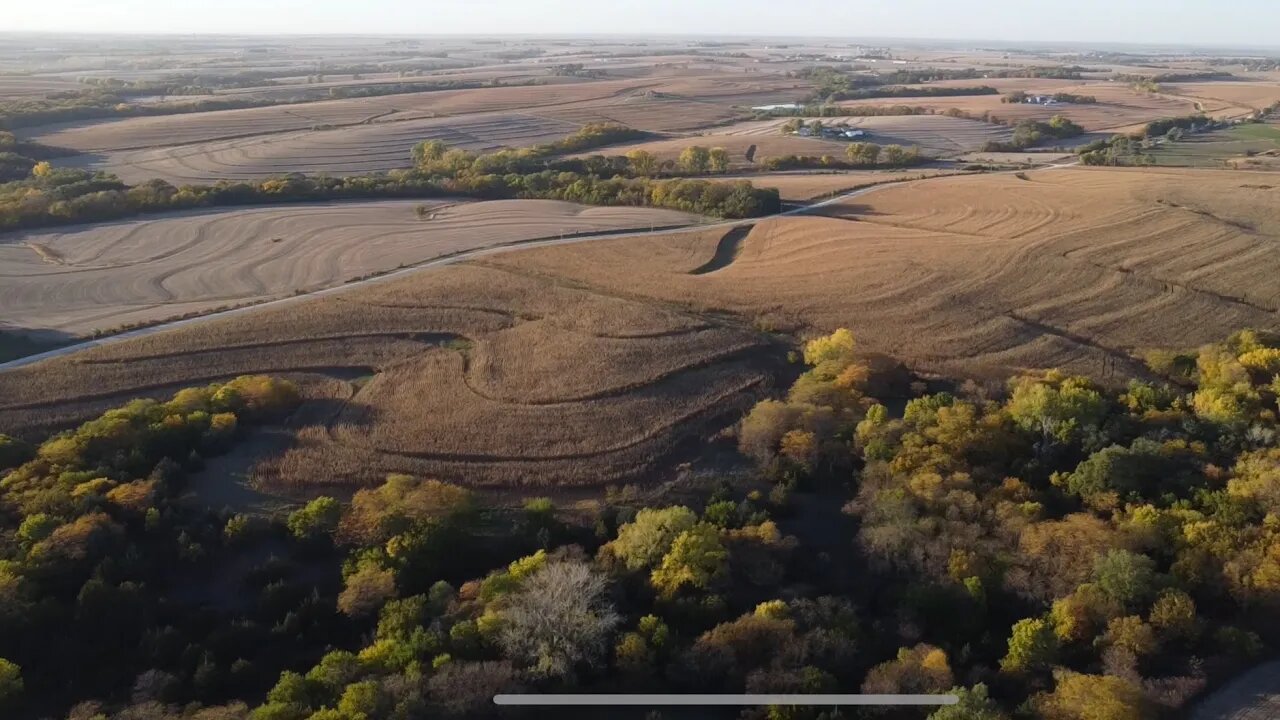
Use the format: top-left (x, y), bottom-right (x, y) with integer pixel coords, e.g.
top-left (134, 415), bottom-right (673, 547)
top-left (0, 131), bottom-right (74, 182)
top-left (1002, 91), bottom-right (1098, 104)
top-left (758, 142), bottom-right (925, 171)
top-left (1078, 114), bottom-right (1219, 166)
top-left (0, 124), bottom-right (781, 232)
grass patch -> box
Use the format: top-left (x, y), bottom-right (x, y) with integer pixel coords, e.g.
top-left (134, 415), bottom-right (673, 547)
top-left (1148, 122), bottom-right (1280, 168)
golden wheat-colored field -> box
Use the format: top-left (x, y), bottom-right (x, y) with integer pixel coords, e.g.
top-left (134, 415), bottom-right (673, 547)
top-left (489, 167), bottom-right (1280, 381)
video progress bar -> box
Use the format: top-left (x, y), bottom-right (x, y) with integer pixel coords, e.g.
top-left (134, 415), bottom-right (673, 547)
top-left (494, 694), bottom-right (959, 706)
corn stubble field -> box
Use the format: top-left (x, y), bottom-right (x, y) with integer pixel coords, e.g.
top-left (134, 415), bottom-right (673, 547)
top-left (5, 167), bottom-right (1280, 490)
top-left (0, 199), bottom-right (701, 336)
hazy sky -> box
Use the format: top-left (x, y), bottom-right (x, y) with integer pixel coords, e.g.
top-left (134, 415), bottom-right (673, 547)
top-left (9, 0), bottom-right (1280, 48)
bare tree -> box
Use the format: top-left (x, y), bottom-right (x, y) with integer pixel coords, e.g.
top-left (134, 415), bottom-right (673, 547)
top-left (499, 559), bottom-right (620, 679)
top-left (428, 661), bottom-right (519, 717)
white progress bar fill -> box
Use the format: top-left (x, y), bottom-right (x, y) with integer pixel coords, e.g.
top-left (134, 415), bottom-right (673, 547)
top-left (494, 694), bottom-right (959, 706)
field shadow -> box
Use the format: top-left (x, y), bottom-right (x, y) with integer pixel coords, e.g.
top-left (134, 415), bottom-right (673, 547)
top-left (0, 326), bottom-right (77, 363)
top-left (690, 224), bottom-right (754, 275)
top-left (184, 397), bottom-right (373, 514)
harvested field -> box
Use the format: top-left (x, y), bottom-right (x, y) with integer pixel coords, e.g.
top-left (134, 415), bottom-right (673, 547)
top-left (486, 167), bottom-right (1280, 381)
top-left (1163, 81), bottom-right (1280, 112)
top-left (6, 168), bottom-right (1280, 491)
top-left (17, 78), bottom-right (663, 153)
top-left (837, 86), bottom-right (1206, 133)
top-left (719, 170), bottom-right (967, 201)
top-left (533, 94), bottom-right (749, 133)
top-left (0, 199), bottom-right (701, 336)
top-left (18, 73), bottom-right (792, 156)
top-left (0, 262), bottom-right (778, 488)
top-left (20, 99), bottom-right (406, 153)
top-left (725, 115), bottom-right (1012, 156)
top-left (63, 111), bottom-right (584, 184)
top-left (0, 75), bottom-right (84, 97)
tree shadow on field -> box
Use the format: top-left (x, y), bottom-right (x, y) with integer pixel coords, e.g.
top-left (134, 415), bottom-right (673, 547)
top-left (0, 326), bottom-right (77, 363)
top-left (183, 396), bottom-right (372, 515)
top-left (808, 202), bottom-right (881, 222)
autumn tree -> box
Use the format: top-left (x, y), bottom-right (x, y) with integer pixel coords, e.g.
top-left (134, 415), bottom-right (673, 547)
top-left (337, 563), bottom-right (397, 617)
top-left (651, 523), bottom-right (729, 598)
top-left (1036, 672), bottom-right (1152, 720)
top-left (1000, 617), bottom-right (1058, 674)
top-left (708, 147), bottom-right (731, 173)
top-left (678, 145), bottom-right (711, 173)
top-left (846, 142), bottom-right (881, 165)
top-left (626, 149), bottom-right (658, 176)
top-left (862, 644), bottom-right (954, 694)
top-left (411, 139), bottom-right (447, 166)
top-left (606, 506), bottom-right (697, 571)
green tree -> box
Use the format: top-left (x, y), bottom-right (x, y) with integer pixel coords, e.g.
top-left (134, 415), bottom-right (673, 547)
top-left (608, 506), bottom-right (698, 570)
top-left (286, 497), bottom-right (341, 539)
top-left (929, 684), bottom-right (1008, 720)
top-left (0, 658), bottom-right (21, 706)
top-left (1092, 549), bottom-right (1157, 610)
top-left (1000, 617), bottom-right (1058, 674)
top-left (651, 523), bottom-right (728, 598)
top-left (1007, 373), bottom-right (1106, 447)
top-left (337, 680), bottom-right (387, 718)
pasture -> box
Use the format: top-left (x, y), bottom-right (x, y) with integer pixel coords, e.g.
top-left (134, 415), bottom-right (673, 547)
top-left (1147, 121), bottom-right (1280, 168)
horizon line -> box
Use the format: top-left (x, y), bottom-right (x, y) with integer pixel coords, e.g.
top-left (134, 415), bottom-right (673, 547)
top-left (2, 29), bottom-right (1278, 52)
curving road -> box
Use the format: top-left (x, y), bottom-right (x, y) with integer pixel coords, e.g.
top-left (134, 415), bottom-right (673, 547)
top-left (0, 162), bottom-right (1077, 373)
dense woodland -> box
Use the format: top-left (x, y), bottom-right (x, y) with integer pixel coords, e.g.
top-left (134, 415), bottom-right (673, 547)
top-left (4, 327), bottom-right (1280, 718)
top-left (0, 124), bottom-right (781, 231)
